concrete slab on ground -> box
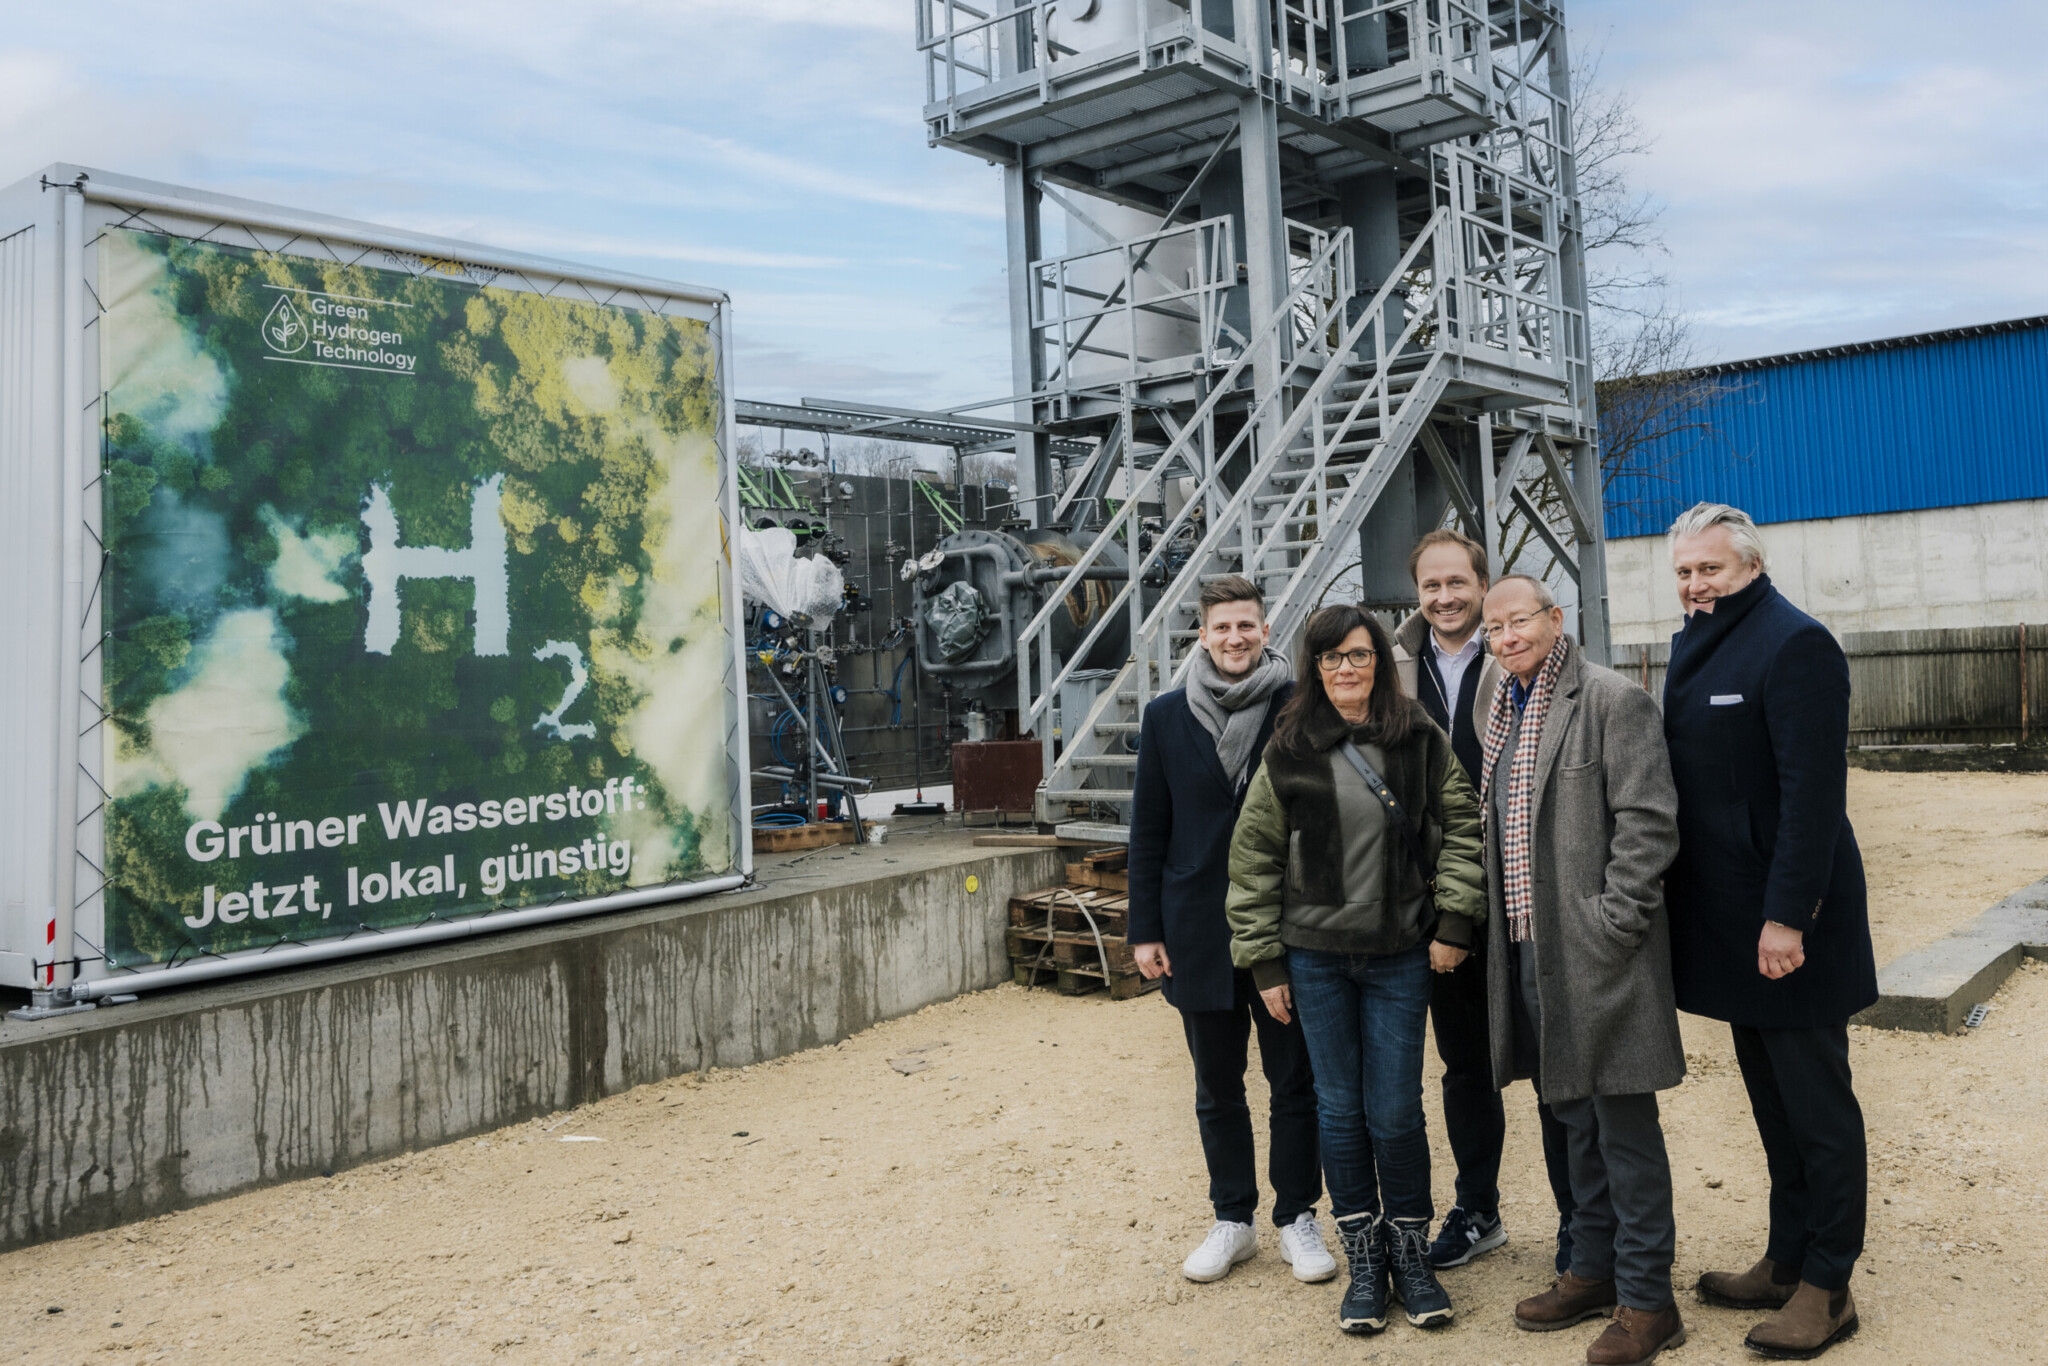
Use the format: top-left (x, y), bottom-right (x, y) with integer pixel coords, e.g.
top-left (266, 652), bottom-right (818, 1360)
top-left (1858, 874), bottom-right (2048, 1032)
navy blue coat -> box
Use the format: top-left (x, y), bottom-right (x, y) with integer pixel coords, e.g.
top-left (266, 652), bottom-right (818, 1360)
top-left (1662, 575), bottom-right (1879, 1028)
top-left (1126, 684), bottom-right (1291, 1013)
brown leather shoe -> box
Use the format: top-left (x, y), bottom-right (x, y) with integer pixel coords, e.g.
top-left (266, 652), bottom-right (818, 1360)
top-left (1698, 1256), bottom-right (1800, 1310)
top-left (1744, 1281), bottom-right (1860, 1359)
top-left (1587, 1303), bottom-right (1687, 1365)
top-left (1514, 1270), bottom-right (1618, 1331)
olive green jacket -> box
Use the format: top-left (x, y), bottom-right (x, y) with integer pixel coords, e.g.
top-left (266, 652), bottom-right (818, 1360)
top-left (1226, 706), bottom-right (1486, 989)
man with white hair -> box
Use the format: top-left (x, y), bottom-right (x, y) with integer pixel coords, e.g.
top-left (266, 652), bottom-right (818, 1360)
top-left (1479, 573), bottom-right (1687, 1366)
top-left (1661, 503), bottom-right (1878, 1360)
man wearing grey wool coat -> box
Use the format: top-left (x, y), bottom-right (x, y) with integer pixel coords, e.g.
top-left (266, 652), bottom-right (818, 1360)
top-left (1478, 575), bottom-right (1688, 1366)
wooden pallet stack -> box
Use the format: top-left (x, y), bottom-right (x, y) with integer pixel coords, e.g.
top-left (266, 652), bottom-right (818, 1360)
top-left (1007, 848), bottom-right (1159, 1000)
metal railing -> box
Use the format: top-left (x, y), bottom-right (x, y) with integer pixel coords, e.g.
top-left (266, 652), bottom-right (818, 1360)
top-left (1287, 218), bottom-right (1354, 362)
top-left (1031, 215), bottom-right (1240, 388)
top-left (916, 0), bottom-right (1174, 109)
top-left (1019, 211), bottom-right (1460, 800)
top-left (1332, 0), bottom-right (1496, 95)
top-left (1439, 147), bottom-right (1581, 379)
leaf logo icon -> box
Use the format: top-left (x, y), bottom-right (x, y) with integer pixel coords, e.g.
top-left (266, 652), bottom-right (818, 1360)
top-left (262, 294), bottom-right (308, 354)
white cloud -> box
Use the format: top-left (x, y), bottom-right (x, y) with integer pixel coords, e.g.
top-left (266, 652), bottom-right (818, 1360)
top-left (412, 224), bottom-right (847, 271)
top-left (110, 609), bottom-right (305, 821)
top-left (0, 51), bottom-right (232, 189)
top-left (1578, 0), bottom-right (2048, 360)
top-left (591, 421), bottom-right (734, 875)
top-left (100, 228), bottom-right (232, 444)
top-left (261, 506), bottom-right (354, 604)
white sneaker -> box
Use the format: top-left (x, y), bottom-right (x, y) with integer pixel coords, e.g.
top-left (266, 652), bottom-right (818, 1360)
top-left (1278, 1211), bottom-right (1339, 1283)
top-left (1181, 1220), bottom-right (1257, 1282)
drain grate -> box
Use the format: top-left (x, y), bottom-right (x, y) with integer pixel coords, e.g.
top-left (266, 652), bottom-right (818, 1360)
top-left (1965, 1003), bottom-right (1993, 1028)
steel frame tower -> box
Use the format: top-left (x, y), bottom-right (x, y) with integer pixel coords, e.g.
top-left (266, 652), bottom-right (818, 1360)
top-left (914, 0), bottom-right (1605, 834)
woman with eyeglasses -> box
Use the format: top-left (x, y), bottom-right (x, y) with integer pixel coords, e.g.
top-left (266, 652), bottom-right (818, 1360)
top-left (1224, 603), bottom-right (1486, 1338)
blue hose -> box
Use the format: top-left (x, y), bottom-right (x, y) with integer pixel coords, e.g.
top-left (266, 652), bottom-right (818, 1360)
top-left (887, 654), bottom-right (914, 725)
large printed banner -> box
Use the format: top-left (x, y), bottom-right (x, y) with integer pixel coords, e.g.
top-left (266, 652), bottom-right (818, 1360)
top-left (99, 228), bottom-right (734, 969)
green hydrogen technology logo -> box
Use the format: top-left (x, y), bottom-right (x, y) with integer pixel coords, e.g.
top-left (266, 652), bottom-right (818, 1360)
top-left (262, 293), bottom-right (308, 353)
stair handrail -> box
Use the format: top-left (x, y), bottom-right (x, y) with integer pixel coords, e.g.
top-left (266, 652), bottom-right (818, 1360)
top-left (1026, 207), bottom-right (1454, 742)
top-left (1130, 214), bottom-right (1456, 694)
top-left (1012, 223), bottom-right (1363, 728)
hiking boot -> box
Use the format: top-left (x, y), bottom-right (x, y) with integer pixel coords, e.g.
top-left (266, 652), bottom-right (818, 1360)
top-left (1743, 1282), bottom-right (1860, 1360)
top-left (1697, 1257), bottom-right (1800, 1310)
top-left (1588, 1304), bottom-right (1687, 1365)
top-left (1277, 1211), bottom-right (1338, 1283)
top-left (1385, 1217), bottom-right (1455, 1328)
top-left (1514, 1270), bottom-right (1619, 1332)
top-left (1334, 1213), bottom-right (1389, 1335)
top-left (1180, 1220), bottom-right (1256, 1282)
top-left (1427, 1205), bottom-right (1507, 1269)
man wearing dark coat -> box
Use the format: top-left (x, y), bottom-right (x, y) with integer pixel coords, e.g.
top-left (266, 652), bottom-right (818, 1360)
top-left (1128, 576), bottom-right (1332, 1286)
top-left (1661, 502), bottom-right (1879, 1361)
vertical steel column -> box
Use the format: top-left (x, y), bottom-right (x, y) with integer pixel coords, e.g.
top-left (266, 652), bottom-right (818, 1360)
top-left (1004, 163), bottom-right (1050, 528)
top-left (805, 632), bottom-right (823, 820)
top-left (40, 185), bottom-right (87, 1009)
top-left (1338, 171), bottom-right (1402, 356)
top-left (1478, 416), bottom-right (1504, 580)
top-left (1234, 0), bottom-right (1288, 413)
top-left (1546, 20), bottom-right (1609, 662)
top-left (1335, 8), bottom-right (1400, 348)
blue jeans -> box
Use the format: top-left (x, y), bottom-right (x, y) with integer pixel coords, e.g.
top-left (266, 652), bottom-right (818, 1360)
top-left (1289, 942), bottom-right (1435, 1224)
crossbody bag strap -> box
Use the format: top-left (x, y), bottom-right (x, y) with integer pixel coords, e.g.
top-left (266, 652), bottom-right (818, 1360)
top-left (1337, 741), bottom-right (1437, 893)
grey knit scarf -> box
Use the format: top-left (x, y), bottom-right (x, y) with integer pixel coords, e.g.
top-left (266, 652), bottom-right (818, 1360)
top-left (1186, 647), bottom-right (1292, 789)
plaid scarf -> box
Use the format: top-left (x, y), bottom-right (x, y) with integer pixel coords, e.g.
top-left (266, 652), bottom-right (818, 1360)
top-left (1478, 634), bottom-right (1571, 943)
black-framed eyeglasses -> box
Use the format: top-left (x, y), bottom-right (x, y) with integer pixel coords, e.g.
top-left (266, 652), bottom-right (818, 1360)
top-left (1315, 648), bottom-right (1378, 671)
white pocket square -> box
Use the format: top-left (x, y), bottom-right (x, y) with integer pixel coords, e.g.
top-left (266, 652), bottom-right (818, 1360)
top-left (1710, 694), bottom-right (1744, 705)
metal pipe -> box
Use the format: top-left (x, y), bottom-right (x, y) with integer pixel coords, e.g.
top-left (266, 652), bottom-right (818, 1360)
top-left (714, 298), bottom-right (755, 883)
top-left (81, 181), bottom-right (728, 308)
top-left (806, 635), bottom-right (822, 819)
top-left (1009, 565), bottom-right (1139, 585)
top-left (753, 767), bottom-right (873, 791)
top-left (42, 185), bottom-right (87, 1006)
top-left (72, 874), bottom-right (747, 1001)
top-left (763, 660), bottom-right (841, 776)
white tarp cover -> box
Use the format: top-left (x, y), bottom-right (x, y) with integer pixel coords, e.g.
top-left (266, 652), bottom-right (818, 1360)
top-left (739, 525), bottom-right (843, 622)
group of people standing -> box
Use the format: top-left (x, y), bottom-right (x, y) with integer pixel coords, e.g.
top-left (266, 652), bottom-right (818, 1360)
top-left (1127, 503), bottom-right (1879, 1364)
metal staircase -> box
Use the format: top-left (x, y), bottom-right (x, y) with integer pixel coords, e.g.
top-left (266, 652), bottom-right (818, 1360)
top-left (1026, 210), bottom-right (1461, 821)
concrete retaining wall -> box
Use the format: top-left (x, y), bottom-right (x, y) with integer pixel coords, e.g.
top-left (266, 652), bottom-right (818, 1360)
top-left (0, 833), bottom-right (1066, 1252)
top-left (1605, 497), bottom-right (2048, 645)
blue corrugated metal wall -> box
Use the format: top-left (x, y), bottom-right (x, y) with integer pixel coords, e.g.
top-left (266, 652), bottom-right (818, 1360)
top-left (1604, 321), bottom-right (2048, 538)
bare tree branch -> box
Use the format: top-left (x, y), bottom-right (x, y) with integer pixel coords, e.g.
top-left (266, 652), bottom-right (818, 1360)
top-left (1494, 46), bottom-right (1730, 584)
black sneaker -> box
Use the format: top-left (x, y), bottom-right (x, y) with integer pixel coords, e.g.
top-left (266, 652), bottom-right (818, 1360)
top-left (1334, 1213), bottom-right (1390, 1335)
top-left (1555, 1213), bottom-right (1574, 1277)
top-left (1426, 1206), bottom-right (1507, 1269)
top-left (1386, 1217), bottom-right (1455, 1328)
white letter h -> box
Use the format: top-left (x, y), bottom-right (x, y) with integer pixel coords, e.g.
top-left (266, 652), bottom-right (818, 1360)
top-left (360, 475), bottom-right (510, 656)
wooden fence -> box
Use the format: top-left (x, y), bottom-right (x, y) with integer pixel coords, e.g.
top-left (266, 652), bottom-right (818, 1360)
top-left (1611, 623), bottom-right (2043, 746)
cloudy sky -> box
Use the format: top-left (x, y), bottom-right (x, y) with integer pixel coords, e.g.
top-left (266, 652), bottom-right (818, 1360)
top-left (5, 1), bottom-right (2044, 408)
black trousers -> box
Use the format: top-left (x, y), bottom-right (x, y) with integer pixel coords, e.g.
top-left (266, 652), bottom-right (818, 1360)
top-left (1730, 1022), bottom-right (1867, 1290)
top-left (1180, 968), bottom-right (1323, 1227)
top-left (1434, 947), bottom-right (1576, 1224)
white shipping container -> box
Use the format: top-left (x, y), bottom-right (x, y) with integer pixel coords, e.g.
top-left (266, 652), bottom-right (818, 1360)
top-left (0, 166), bottom-right (752, 1009)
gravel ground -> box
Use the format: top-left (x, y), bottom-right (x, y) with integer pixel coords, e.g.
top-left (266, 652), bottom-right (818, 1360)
top-left (4, 772), bottom-right (2045, 1366)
